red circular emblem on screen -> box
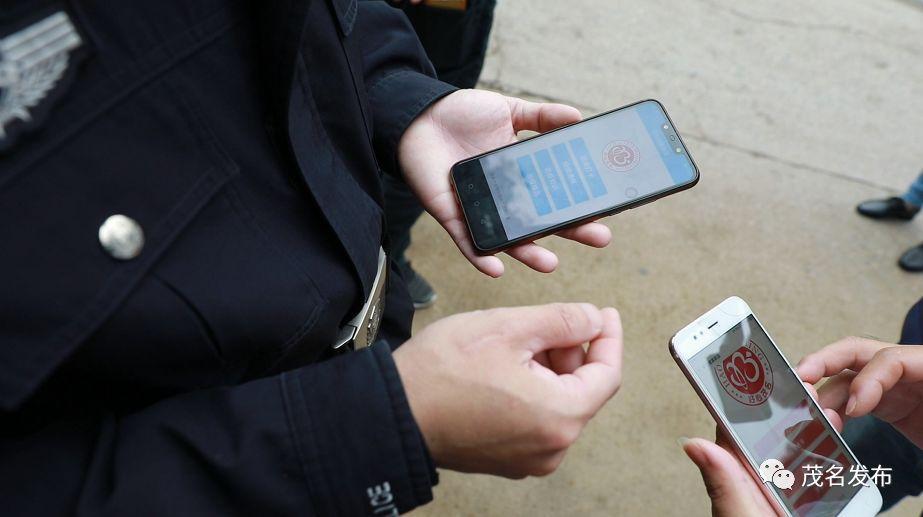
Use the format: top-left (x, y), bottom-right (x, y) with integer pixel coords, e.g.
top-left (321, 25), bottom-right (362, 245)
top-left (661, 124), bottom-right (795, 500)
top-left (602, 140), bottom-right (640, 172)
top-left (714, 340), bottom-right (774, 406)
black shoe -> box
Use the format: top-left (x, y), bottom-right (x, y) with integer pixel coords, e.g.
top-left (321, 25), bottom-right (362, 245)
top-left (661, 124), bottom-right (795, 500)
top-left (401, 264), bottom-right (437, 309)
top-left (856, 197), bottom-right (919, 220)
top-left (898, 243), bottom-right (923, 272)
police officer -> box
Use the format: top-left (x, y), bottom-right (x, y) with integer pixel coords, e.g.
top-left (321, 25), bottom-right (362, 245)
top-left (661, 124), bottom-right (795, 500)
top-left (0, 1), bottom-right (621, 515)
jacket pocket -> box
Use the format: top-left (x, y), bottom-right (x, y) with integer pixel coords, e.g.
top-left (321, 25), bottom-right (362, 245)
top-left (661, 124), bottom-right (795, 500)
top-left (0, 77), bottom-right (238, 410)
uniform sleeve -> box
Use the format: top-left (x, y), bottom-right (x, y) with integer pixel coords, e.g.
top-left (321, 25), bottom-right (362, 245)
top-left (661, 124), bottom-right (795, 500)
top-left (0, 343), bottom-right (435, 516)
top-left (356, 1), bottom-right (458, 175)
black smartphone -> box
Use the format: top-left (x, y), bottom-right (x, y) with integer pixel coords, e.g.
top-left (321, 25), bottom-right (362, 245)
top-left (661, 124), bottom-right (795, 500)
top-left (451, 99), bottom-right (700, 253)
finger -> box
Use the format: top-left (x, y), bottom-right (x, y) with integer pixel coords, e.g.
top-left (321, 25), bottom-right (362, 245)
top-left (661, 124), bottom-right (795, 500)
top-left (823, 408), bottom-right (844, 433)
top-left (556, 222), bottom-right (612, 248)
top-left (803, 382), bottom-right (819, 402)
top-left (533, 350), bottom-right (551, 369)
top-left (816, 371), bottom-right (854, 414)
top-left (505, 303), bottom-right (604, 353)
top-left (846, 346), bottom-right (923, 417)
top-left (566, 308), bottom-right (623, 413)
top-left (442, 215), bottom-right (506, 277)
top-left (802, 378), bottom-right (852, 432)
top-left (583, 308), bottom-right (622, 366)
top-left (507, 97), bottom-right (582, 134)
top-left (796, 337), bottom-right (892, 383)
top-left (528, 450), bottom-right (568, 477)
top-left (465, 252), bottom-right (505, 278)
top-left (683, 438), bottom-right (768, 517)
top-left (548, 346), bottom-right (586, 375)
top-left (528, 352), bottom-right (560, 383)
top-left (505, 243), bottom-right (559, 273)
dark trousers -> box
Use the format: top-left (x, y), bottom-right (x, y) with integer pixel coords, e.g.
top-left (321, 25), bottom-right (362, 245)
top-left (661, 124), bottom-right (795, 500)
top-left (843, 298), bottom-right (923, 511)
top-left (384, 0), bottom-right (497, 269)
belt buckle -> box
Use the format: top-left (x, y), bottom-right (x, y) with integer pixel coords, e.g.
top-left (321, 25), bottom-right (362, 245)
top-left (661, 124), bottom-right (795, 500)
top-left (331, 247), bottom-right (388, 354)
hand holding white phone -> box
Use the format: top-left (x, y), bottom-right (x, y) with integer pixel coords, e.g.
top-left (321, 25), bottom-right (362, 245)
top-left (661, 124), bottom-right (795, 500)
top-left (671, 297), bottom-right (882, 517)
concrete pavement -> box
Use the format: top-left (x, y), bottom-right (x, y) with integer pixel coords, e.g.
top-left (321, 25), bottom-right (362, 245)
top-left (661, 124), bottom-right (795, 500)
top-left (408, 1), bottom-right (923, 515)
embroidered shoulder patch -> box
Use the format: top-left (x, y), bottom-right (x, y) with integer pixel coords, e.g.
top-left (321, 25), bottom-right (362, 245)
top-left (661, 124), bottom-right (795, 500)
top-left (0, 11), bottom-right (83, 151)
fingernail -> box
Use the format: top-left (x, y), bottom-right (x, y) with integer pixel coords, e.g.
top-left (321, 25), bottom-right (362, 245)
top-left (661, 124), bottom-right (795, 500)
top-left (845, 396), bottom-right (857, 416)
top-left (579, 303), bottom-right (602, 331)
top-left (678, 437), bottom-right (703, 464)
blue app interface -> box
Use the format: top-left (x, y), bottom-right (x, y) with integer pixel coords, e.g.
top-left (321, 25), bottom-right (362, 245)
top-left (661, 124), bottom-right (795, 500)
top-left (478, 101), bottom-right (696, 240)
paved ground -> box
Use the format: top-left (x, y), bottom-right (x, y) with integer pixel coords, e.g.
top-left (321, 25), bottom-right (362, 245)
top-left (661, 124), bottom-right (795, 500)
top-left (407, 0), bottom-right (923, 515)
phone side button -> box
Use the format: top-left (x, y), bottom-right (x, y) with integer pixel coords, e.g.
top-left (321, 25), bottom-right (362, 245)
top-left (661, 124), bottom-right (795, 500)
top-left (627, 198), bottom-right (656, 211)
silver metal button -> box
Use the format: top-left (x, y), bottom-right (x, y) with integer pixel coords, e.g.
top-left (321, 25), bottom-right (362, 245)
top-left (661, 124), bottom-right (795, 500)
top-left (98, 214), bottom-right (144, 260)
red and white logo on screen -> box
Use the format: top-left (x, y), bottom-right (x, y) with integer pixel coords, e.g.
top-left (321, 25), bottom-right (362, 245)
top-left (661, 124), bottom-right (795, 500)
top-left (715, 340), bottom-right (774, 405)
top-left (602, 140), bottom-right (640, 172)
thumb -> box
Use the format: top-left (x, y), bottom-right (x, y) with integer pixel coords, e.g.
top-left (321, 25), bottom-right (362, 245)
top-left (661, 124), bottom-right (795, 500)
top-left (683, 438), bottom-right (768, 517)
top-left (499, 303), bottom-right (604, 353)
top-left (507, 97), bottom-right (582, 134)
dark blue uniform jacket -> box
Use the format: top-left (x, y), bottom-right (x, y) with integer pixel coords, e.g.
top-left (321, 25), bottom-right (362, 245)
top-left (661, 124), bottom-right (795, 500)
top-left (0, 0), bottom-right (456, 514)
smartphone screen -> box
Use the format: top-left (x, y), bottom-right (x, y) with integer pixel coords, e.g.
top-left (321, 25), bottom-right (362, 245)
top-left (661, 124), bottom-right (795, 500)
top-left (687, 315), bottom-right (862, 516)
top-left (452, 99), bottom-right (698, 251)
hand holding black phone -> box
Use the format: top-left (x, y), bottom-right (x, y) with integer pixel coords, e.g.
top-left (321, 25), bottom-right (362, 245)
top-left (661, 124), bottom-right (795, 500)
top-left (451, 99), bottom-right (699, 253)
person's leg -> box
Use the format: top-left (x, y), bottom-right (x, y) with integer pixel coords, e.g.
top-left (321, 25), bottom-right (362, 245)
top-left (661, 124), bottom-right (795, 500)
top-left (382, 173), bottom-right (436, 309)
top-left (406, 0), bottom-right (498, 89)
top-left (383, 173), bottom-right (425, 271)
top-left (901, 170), bottom-right (923, 208)
top-left (897, 171), bottom-right (923, 272)
top-left (842, 416), bottom-right (923, 511)
top-left (855, 169), bottom-right (923, 270)
top-left (383, 0), bottom-right (498, 309)
top-left (856, 169), bottom-right (923, 220)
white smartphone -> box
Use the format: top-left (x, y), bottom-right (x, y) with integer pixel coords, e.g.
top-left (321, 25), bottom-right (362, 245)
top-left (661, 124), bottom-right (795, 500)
top-left (669, 296), bottom-right (882, 517)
